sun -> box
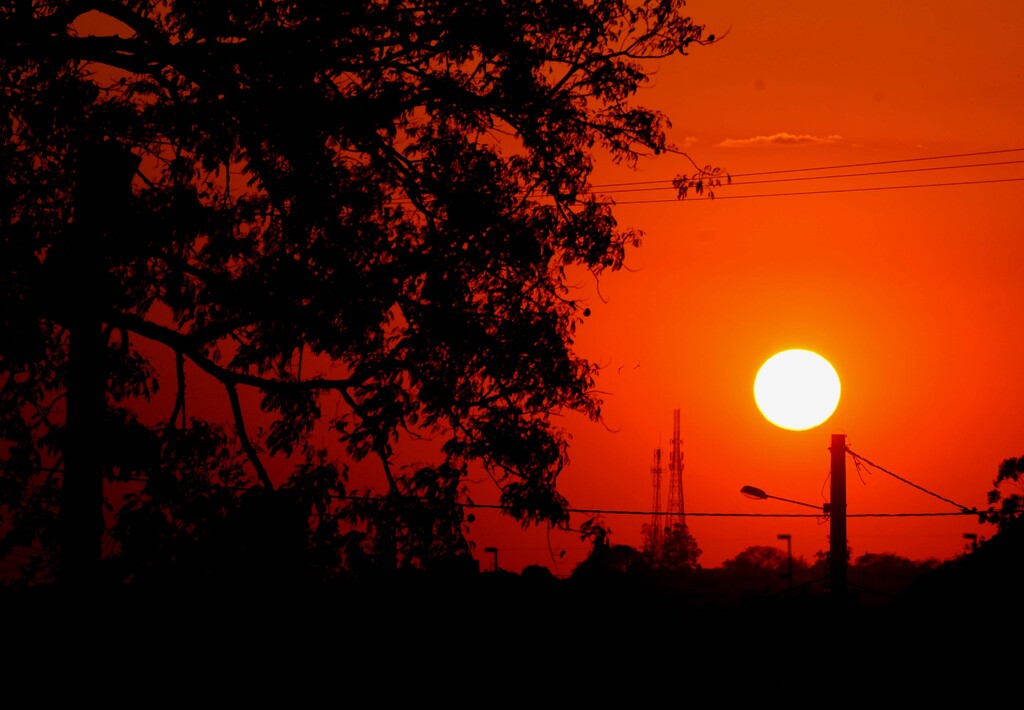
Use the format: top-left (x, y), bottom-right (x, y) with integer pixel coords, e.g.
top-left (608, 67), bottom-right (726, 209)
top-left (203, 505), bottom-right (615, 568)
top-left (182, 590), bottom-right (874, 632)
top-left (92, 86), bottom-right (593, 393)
top-left (754, 349), bottom-right (841, 431)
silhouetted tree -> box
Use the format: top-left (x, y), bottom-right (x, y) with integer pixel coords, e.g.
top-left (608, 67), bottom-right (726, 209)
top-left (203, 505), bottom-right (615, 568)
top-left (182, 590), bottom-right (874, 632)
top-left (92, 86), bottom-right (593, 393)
top-left (0, 1), bottom-right (723, 587)
top-left (645, 521), bottom-right (701, 570)
top-left (640, 521), bottom-right (657, 557)
top-left (847, 552), bottom-right (939, 603)
top-left (982, 455), bottom-right (1024, 534)
top-left (718, 544), bottom-right (814, 598)
top-left (722, 545), bottom-right (791, 577)
top-left (891, 457), bottom-right (1024, 617)
top-left (573, 518), bottom-right (647, 578)
top-left (572, 515), bottom-right (642, 575)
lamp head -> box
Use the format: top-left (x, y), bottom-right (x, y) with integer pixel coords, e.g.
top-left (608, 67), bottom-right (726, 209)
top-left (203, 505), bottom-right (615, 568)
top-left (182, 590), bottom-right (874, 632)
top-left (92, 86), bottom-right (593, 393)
top-left (740, 485), bottom-right (768, 500)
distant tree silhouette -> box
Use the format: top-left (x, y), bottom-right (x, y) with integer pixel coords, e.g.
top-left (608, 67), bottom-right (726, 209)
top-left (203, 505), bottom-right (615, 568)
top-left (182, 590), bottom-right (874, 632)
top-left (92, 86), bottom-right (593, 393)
top-left (572, 518), bottom-right (647, 578)
top-left (0, 1), bottom-right (723, 588)
top-left (891, 459), bottom-right (1024, 617)
top-left (716, 544), bottom-right (817, 599)
top-left (722, 545), bottom-right (794, 577)
top-left (571, 515), bottom-right (644, 577)
top-left (982, 455), bottom-right (1024, 534)
top-left (847, 552), bottom-right (939, 603)
top-left (898, 453), bottom-right (1024, 612)
top-left (577, 542), bottom-right (648, 577)
top-left (713, 546), bottom-right (945, 609)
top-left (643, 521), bottom-right (701, 571)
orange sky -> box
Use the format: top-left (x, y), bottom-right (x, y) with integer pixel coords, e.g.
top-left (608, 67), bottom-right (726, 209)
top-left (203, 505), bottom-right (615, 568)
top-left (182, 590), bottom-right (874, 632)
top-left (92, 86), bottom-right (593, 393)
top-left (64, 2), bottom-right (1024, 578)
top-left (461, 0), bottom-right (1024, 575)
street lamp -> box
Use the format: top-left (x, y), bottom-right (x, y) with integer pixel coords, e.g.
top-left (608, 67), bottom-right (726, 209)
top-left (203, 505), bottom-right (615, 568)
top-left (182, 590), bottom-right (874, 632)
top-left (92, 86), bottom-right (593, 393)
top-left (742, 491), bottom-right (812, 598)
top-left (777, 533), bottom-right (793, 593)
top-left (484, 546), bottom-right (499, 572)
top-left (740, 485), bottom-right (823, 511)
top-left (740, 433), bottom-right (849, 602)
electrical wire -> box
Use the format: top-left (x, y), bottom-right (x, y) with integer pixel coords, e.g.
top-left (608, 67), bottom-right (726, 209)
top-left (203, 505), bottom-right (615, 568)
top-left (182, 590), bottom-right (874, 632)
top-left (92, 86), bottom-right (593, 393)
top-left (591, 147), bottom-right (1024, 187)
top-left (330, 494), bottom-right (973, 519)
top-left (846, 449), bottom-right (976, 513)
top-left (595, 159), bottom-right (1024, 195)
top-left (589, 146), bottom-right (1024, 202)
top-left (726, 146), bottom-right (1024, 177)
top-left (608, 176), bottom-right (1024, 203)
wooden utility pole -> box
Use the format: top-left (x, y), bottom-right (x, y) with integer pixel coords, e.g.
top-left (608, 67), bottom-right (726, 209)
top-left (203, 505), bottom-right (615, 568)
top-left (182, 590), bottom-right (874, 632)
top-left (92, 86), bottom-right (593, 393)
top-left (829, 433), bottom-right (848, 600)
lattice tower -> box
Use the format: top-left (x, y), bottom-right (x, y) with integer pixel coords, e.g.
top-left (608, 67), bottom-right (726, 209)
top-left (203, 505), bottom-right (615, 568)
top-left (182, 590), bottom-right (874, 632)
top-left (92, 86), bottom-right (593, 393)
top-left (649, 447), bottom-right (663, 553)
top-left (666, 409), bottom-right (686, 529)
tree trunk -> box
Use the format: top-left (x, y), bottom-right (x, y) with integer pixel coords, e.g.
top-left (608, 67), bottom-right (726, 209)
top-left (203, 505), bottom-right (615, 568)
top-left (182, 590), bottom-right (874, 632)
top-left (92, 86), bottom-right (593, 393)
top-left (57, 139), bottom-right (139, 591)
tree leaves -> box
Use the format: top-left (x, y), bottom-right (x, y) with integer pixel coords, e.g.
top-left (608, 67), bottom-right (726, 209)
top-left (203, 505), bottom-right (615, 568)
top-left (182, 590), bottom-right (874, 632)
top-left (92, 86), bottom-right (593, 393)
top-left (1, 0), bottom-right (712, 582)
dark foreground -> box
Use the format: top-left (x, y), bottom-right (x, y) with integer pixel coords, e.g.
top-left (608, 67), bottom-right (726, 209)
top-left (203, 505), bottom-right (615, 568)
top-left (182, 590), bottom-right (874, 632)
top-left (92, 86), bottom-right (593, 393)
top-left (2, 560), bottom-right (1008, 692)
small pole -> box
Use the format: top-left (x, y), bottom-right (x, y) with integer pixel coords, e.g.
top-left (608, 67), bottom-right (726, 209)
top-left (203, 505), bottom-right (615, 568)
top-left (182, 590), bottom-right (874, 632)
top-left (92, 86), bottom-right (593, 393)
top-left (777, 533), bottom-right (793, 593)
top-left (829, 433), bottom-right (848, 601)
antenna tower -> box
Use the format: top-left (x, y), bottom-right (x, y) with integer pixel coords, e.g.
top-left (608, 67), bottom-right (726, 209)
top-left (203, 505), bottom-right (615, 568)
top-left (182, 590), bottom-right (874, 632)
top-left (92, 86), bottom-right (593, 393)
top-left (649, 446), bottom-right (663, 554)
top-left (666, 409), bottom-right (686, 529)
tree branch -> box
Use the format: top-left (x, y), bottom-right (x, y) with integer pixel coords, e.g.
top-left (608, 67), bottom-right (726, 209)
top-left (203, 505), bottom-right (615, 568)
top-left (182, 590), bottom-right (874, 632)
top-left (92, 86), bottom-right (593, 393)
top-left (225, 380), bottom-right (272, 490)
top-left (106, 310), bottom-right (356, 393)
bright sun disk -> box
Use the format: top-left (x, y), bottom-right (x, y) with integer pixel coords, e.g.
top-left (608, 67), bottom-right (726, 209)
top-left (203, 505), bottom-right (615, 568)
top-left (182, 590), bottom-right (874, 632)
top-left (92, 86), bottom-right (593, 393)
top-left (754, 349), bottom-right (841, 431)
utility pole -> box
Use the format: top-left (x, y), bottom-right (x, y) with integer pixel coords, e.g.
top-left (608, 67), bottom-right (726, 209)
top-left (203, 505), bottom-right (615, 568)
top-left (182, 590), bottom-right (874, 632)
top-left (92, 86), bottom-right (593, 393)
top-left (829, 433), bottom-right (848, 601)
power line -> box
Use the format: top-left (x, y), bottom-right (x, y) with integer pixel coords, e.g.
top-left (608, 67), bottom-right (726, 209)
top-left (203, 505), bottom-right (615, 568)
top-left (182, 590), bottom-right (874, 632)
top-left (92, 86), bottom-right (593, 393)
top-left (591, 147), bottom-right (1024, 187)
top-left (609, 176), bottom-right (1024, 203)
top-left (333, 495), bottom-right (975, 519)
top-left (729, 146), bottom-right (1024, 178)
top-left (595, 159), bottom-right (1024, 195)
top-left (847, 449), bottom-right (976, 513)
top-left (553, 509), bottom-right (972, 519)
top-left (733, 159), bottom-right (1024, 187)
top-left (588, 146), bottom-right (1024, 202)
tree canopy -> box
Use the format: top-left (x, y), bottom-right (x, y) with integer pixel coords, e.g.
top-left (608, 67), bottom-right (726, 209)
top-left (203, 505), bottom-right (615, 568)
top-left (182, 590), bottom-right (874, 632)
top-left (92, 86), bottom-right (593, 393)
top-left (721, 545), bottom-right (792, 576)
top-left (641, 520), bottom-right (701, 570)
top-left (982, 455), bottom-right (1024, 534)
top-left (0, 0), bottom-right (720, 587)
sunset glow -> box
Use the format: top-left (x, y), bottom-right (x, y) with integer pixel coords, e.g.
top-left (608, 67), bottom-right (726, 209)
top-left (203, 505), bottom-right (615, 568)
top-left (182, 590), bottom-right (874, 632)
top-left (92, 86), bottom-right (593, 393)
top-left (3, 0), bottom-right (1015, 589)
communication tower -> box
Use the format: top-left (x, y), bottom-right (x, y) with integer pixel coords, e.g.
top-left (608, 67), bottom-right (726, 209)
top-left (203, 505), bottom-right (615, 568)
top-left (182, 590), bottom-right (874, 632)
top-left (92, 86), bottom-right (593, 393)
top-left (649, 446), bottom-right (663, 554)
top-left (666, 408), bottom-right (686, 529)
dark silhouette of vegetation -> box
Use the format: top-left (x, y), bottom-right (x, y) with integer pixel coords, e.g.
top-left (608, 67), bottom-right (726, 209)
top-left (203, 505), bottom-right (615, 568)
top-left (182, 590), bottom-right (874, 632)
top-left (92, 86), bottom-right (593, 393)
top-left (981, 454), bottom-right (1024, 534)
top-left (639, 520), bottom-right (701, 571)
top-left (0, 1), bottom-right (726, 590)
top-left (571, 517), bottom-right (644, 576)
top-left (847, 551), bottom-right (940, 604)
top-left (886, 454), bottom-right (1024, 619)
top-left (722, 543), bottom-right (795, 577)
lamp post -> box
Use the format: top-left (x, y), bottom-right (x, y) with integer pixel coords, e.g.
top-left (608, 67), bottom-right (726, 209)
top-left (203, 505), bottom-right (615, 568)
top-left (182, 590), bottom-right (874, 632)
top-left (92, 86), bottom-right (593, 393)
top-left (740, 486), bottom-right (822, 510)
top-left (741, 489), bottom-right (820, 596)
top-left (777, 533), bottom-right (793, 593)
top-left (741, 433), bottom-right (849, 604)
top-left (484, 546), bottom-right (498, 572)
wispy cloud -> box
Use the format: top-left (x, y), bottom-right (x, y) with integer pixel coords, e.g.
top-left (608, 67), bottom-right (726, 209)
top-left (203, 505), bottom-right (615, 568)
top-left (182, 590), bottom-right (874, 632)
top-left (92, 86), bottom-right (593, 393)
top-left (717, 133), bottom-right (843, 148)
